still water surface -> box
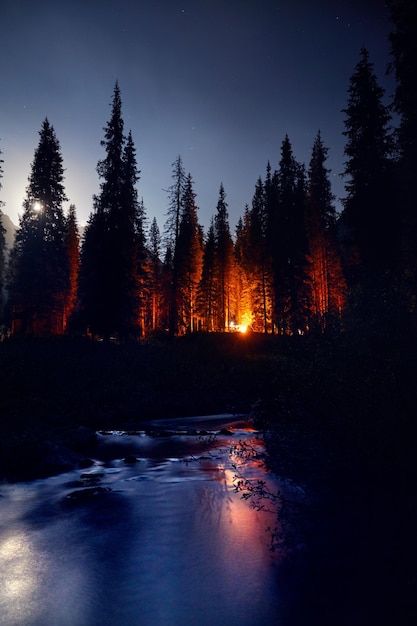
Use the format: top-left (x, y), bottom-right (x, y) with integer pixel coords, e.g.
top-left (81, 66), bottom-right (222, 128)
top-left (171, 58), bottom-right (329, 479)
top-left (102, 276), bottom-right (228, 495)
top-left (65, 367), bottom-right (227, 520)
top-left (0, 416), bottom-right (285, 626)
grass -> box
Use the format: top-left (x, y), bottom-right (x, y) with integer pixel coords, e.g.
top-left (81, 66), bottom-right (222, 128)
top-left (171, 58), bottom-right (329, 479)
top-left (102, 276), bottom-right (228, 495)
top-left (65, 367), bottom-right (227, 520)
top-left (0, 333), bottom-right (287, 430)
top-left (1, 329), bottom-right (415, 459)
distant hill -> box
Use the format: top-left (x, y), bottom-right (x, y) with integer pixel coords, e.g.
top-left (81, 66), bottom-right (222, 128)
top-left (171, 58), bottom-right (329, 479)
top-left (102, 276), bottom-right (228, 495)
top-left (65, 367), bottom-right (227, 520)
top-left (0, 211), bottom-right (16, 252)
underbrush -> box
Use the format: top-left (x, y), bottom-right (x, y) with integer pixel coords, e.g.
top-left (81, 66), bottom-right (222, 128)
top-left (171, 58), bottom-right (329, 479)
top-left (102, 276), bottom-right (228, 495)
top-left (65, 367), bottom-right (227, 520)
top-left (252, 330), bottom-right (417, 625)
top-left (0, 333), bottom-right (286, 433)
top-left (1, 331), bottom-right (416, 621)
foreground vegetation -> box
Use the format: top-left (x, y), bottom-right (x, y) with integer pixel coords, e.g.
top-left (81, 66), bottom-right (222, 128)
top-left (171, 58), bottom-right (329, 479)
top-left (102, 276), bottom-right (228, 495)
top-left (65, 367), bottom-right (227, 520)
top-left (1, 329), bottom-right (415, 479)
top-left (1, 330), bottom-right (416, 623)
top-left (255, 329), bottom-right (417, 625)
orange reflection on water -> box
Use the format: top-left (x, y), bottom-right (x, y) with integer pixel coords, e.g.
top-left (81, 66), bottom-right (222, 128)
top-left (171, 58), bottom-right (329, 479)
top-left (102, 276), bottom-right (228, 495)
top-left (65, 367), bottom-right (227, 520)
top-left (201, 444), bottom-right (280, 561)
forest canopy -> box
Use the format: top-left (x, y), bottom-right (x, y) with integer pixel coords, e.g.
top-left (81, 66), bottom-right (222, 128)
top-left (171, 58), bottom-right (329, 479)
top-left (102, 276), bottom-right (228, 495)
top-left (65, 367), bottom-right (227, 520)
top-left (1, 0), bottom-right (416, 340)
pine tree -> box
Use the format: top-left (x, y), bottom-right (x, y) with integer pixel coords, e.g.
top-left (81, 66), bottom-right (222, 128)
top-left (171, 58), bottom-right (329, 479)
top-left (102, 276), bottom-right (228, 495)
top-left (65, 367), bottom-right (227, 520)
top-left (176, 173), bottom-right (203, 333)
top-left (307, 132), bottom-right (346, 330)
top-left (97, 82), bottom-right (125, 213)
top-left (164, 155), bottom-right (186, 335)
top-left (77, 209), bottom-right (106, 336)
top-left (213, 183), bottom-right (234, 331)
top-left (148, 217), bottom-right (162, 331)
top-left (79, 84), bottom-right (143, 339)
top-left (268, 143), bottom-right (291, 334)
top-left (388, 0), bottom-right (417, 322)
top-left (197, 221), bottom-right (216, 331)
top-left (120, 131), bottom-right (146, 337)
top-left (268, 136), bottom-right (311, 334)
top-left (234, 209), bottom-right (254, 331)
top-left (160, 244), bottom-right (174, 332)
top-left (388, 0), bottom-right (417, 169)
top-left (341, 48), bottom-right (394, 279)
top-left (234, 208), bottom-right (250, 274)
top-left (165, 155), bottom-right (186, 251)
top-left (248, 177), bottom-right (272, 332)
top-left (291, 163), bottom-right (313, 334)
top-left (65, 204), bottom-right (80, 329)
top-left (236, 178), bottom-right (272, 333)
top-left (264, 161), bottom-right (279, 332)
top-left (8, 119), bottom-right (69, 335)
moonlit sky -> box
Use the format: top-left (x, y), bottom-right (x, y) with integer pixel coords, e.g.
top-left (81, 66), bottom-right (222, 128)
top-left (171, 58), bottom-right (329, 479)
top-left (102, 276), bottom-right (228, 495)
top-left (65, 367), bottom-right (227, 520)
top-left (1, 0), bottom-right (393, 233)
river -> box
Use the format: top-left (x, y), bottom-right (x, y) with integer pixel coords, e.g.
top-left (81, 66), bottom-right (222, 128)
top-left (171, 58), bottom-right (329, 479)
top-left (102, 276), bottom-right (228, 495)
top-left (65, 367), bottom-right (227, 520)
top-left (0, 415), bottom-right (291, 626)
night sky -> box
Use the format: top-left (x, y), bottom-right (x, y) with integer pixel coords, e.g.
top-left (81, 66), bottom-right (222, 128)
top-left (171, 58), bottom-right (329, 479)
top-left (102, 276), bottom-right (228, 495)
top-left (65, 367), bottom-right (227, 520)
top-left (1, 0), bottom-right (393, 233)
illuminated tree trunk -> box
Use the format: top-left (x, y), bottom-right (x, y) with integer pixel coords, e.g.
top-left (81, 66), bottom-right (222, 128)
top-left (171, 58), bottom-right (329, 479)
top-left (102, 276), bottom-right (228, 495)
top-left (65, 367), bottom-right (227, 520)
top-left (307, 131), bottom-right (346, 330)
top-left (149, 217), bottom-right (162, 331)
top-left (64, 204), bottom-right (79, 330)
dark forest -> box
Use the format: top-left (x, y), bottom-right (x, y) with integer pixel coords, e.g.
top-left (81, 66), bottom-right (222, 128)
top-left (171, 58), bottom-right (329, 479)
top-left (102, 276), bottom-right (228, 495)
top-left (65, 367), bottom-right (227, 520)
top-left (0, 4), bottom-right (415, 342)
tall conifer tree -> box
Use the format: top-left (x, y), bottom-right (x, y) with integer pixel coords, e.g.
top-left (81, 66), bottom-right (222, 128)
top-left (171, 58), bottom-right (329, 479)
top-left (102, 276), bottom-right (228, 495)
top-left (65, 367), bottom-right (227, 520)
top-left (269, 136), bottom-right (311, 334)
top-left (79, 83), bottom-right (143, 339)
top-left (176, 173), bottom-right (203, 333)
top-left (148, 217), bottom-right (162, 331)
top-left (164, 155), bottom-right (186, 335)
top-left (307, 132), bottom-right (346, 330)
top-left (341, 48), bottom-right (394, 279)
top-left (120, 130), bottom-right (146, 337)
top-left (388, 0), bottom-right (417, 321)
top-left (9, 119), bottom-right (69, 335)
top-left (214, 183), bottom-right (234, 331)
top-left (65, 204), bottom-right (80, 328)
top-left (197, 220), bottom-right (216, 331)
top-left (234, 208), bottom-right (255, 331)
top-left (249, 177), bottom-right (271, 332)
top-left (388, 0), bottom-right (417, 170)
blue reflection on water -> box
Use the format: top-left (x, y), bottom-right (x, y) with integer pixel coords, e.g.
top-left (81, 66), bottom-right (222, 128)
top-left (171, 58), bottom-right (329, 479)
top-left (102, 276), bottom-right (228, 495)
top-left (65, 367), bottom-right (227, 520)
top-left (0, 417), bottom-right (284, 626)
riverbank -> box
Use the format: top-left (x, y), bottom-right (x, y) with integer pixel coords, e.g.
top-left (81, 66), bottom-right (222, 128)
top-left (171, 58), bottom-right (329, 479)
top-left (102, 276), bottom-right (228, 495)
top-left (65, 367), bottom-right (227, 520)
top-left (1, 332), bottom-right (416, 623)
top-left (252, 332), bottom-right (417, 625)
top-left (1, 330), bottom-right (416, 485)
top-left (0, 333), bottom-right (280, 479)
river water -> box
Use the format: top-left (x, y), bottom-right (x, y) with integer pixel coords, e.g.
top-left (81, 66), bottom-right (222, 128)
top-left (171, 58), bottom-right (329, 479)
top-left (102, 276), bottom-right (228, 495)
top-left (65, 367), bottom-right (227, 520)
top-left (0, 415), bottom-right (289, 626)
